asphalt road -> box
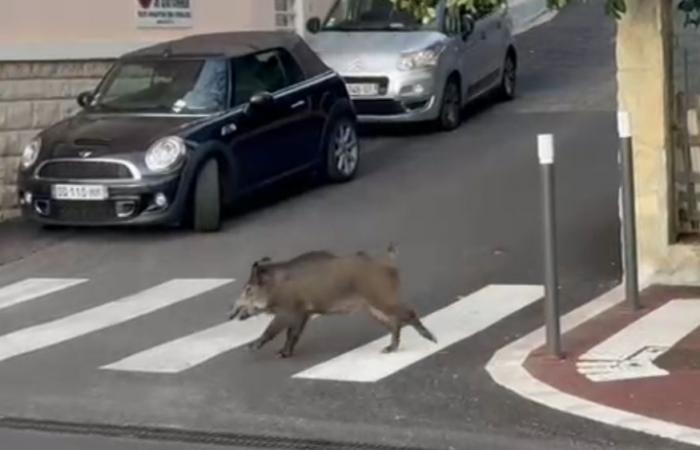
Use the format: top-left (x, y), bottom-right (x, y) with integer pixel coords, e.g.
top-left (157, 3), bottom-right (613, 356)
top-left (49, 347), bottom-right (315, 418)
top-left (1, 2), bottom-right (688, 450)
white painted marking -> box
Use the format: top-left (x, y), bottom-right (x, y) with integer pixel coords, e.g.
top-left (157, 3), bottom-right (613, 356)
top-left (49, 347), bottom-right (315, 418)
top-left (0, 278), bottom-right (87, 311)
top-left (537, 134), bottom-right (554, 164)
top-left (102, 315), bottom-right (271, 373)
top-left (576, 299), bottom-right (700, 382)
top-left (617, 111), bottom-right (631, 138)
top-left (0, 279), bottom-right (232, 363)
top-left (294, 285), bottom-right (544, 382)
top-left (487, 279), bottom-right (700, 448)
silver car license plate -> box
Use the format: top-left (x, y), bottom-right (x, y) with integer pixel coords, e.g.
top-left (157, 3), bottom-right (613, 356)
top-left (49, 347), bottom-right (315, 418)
top-left (347, 83), bottom-right (379, 97)
top-left (52, 184), bottom-right (108, 201)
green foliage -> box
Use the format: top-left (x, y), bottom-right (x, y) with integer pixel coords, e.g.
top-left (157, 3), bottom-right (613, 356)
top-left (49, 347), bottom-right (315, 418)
top-left (392, 0), bottom-right (699, 26)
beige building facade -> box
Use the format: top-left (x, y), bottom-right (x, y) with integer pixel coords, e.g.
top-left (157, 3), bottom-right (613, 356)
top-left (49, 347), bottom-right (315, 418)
top-left (0, 0), bottom-right (335, 220)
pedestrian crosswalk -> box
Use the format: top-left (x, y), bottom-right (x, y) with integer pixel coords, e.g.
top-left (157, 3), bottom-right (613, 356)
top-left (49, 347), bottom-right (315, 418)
top-left (0, 277), bottom-right (543, 382)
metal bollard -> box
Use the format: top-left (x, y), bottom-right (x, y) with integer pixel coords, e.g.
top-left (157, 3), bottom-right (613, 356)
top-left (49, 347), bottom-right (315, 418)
top-left (538, 134), bottom-right (563, 359)
top-left (618, 112), bottom-right (640, 310)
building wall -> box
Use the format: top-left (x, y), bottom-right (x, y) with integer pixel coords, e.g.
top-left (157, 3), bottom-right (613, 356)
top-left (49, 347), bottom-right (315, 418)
top-left (0, 0), bottom-right (280, 220)
top-left (618, 0), bottom-right (700, 284)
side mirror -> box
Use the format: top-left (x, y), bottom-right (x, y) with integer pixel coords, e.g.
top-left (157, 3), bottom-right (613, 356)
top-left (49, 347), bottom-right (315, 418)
top-left (77, 91), bottom-right (94, 108)
top-left (306, 17), bottom-right (321, 34)
top-left (461, 14), bottom-right (475, 39)
top-left (245, 91), bottom-right (275, 116)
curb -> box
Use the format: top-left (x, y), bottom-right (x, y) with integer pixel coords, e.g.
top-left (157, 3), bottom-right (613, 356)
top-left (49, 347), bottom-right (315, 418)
top-left (485, 281), bottom-right (700, 447)
top-left (509, 0), bottom-right (557, 35)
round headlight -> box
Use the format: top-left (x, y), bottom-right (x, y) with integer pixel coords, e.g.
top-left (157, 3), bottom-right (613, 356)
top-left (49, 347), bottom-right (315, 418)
top-left (21, 138), bottom-right (41, 170)
top-left (145, 136), bottom-right (186, 172)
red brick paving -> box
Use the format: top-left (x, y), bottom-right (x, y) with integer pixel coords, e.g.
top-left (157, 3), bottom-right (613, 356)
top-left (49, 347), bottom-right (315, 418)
top-left (525, 285), bottom-right (700, 429)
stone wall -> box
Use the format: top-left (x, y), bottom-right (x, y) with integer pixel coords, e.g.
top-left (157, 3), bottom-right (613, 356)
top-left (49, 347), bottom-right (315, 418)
top-left (0, 60), bottom-right (112, 220)
top-left (618, 0), bottom-right (700, 284)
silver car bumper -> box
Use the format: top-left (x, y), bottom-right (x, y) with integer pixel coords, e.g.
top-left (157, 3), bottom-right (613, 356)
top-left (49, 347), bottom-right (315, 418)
top-left (343, 69), bottom-right (443, 124)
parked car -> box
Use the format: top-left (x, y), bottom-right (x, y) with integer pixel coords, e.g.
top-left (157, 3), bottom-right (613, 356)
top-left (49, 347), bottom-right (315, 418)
top-left (305, 0), bottom-right (517, 131)
top-left (16, 31), bottom-right (360, 232)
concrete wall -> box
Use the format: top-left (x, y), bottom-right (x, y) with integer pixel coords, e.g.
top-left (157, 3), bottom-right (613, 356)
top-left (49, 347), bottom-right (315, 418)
top-left (0, 0), bottom-right (275, 59)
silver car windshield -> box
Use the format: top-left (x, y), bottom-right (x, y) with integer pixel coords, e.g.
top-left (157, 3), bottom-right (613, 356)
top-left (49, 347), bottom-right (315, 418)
top-left (323, 0), bottom-right (441, 31)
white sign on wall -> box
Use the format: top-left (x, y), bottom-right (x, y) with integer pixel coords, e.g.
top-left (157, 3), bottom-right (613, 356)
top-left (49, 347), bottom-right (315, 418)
top-left (136, 0), bottom-right (193, 28)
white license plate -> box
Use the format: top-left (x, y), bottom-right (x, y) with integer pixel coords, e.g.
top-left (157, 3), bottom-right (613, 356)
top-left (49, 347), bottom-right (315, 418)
top-left (52, 184), bottom-right (108, 201)
top-left (347, 83), bottom-right (379, 97)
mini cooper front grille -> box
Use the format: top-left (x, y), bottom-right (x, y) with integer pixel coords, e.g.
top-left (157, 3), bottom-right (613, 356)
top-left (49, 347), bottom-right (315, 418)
top-left (37, 160), bottom-right (137, 181)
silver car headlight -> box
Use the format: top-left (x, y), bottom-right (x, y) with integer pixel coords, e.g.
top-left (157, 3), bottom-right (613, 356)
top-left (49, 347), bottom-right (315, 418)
top-left (145, 136), bottom-right (186, 172)
top-left (397, 42), bottom-right (446, 71)
top-left (20, 137), bottom-right (41, 170)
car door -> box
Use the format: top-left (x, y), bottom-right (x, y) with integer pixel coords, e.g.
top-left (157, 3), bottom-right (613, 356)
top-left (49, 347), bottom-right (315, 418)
top-left (467, 5), bottom-right (504, 95)
top-left (229, 49), bottom-right (314, 188)
top-left (444, 6), bottom-right (485, 101)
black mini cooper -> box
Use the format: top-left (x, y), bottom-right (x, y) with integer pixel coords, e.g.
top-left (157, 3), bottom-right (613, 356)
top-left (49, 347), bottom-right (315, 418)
top-left (17, 31), bottom-right (360, 232)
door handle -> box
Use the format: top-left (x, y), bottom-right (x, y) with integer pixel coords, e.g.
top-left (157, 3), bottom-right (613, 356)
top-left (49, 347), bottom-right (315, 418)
top-left (291, 100), bottom-right (306, 110)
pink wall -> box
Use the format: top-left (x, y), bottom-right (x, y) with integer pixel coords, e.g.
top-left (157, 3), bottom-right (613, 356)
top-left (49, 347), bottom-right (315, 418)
top-left (0, 0), bottom-right (276, 58)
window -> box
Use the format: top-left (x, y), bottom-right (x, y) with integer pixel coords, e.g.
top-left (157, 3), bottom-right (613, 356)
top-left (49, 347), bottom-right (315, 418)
top-left (231, 49), bottom-right (304, 106)
top-left (95, 58), bottom-right (229, 114)
top-left (444, 8), bottom-right (463, 36)
top-left (275, 0), bottom-right (296, 29)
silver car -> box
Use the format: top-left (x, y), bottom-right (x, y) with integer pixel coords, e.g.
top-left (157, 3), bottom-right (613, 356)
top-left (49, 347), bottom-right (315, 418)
top-left (305, 0), bottom-right (517, 130)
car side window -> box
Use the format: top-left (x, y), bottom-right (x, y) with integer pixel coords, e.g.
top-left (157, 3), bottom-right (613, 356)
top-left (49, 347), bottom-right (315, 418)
top-left (232, 49), bottom-right (303, 107)
top-left (443, 8), bottom-right (462, 36)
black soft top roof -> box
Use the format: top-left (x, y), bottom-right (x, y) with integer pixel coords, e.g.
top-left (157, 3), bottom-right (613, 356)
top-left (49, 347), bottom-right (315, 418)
top-left (123, 31), bottom-right (330, 77)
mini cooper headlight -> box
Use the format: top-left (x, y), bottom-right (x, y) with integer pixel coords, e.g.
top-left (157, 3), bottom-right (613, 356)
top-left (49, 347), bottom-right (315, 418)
top-left (21, 137), bottom-right (41, 170)
top-left (145, 136), bottom-right (186, 172)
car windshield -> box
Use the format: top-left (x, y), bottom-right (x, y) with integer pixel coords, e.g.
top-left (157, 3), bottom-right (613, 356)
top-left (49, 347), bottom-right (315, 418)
top-left (94, 58), bottom-right (229, 114)
top-left (322, 0), bottom-right (441, 31)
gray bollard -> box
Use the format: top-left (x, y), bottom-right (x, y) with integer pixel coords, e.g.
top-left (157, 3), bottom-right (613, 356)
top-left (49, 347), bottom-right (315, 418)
top-left (538, 134), bottom-right (563, 359)
top-left (618, 112), bottom-right (640, 310)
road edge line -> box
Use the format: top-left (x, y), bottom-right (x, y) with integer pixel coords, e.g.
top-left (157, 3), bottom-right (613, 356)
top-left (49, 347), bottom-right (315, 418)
top-left (485, 281), bottom-right (700, 447)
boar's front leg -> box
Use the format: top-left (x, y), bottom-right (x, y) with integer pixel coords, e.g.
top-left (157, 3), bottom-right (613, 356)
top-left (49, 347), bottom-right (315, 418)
top-left (278, 313), bottom-right (310, 359)
top-left (248, 314), bottom-right (289, 351)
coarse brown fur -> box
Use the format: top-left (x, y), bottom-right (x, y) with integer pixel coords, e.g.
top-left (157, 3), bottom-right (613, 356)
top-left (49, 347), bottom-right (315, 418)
top-left (228, 244), bottom-right (436, 358)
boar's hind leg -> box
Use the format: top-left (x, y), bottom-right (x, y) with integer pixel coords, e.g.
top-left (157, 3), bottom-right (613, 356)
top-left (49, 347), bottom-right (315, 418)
top-left (368, 307), bottom-right (401, 353)
top-left (278, 313), bottom-right (310, 358)
top-left (248, 314), bottom-right (288, 351)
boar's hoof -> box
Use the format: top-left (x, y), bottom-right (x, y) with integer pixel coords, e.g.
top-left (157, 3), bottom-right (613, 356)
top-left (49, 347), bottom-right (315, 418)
top-left (381, 345), bottom-right (398, 354)
top-left (277, 349), bottom-right (292, 358)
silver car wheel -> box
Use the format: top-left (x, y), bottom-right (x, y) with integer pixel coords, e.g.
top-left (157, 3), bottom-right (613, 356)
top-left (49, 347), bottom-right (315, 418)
top-left (439, 80), bottom-right (461, 130)
top-left (332, 122), bottom-right (359, 177)
top-left (503, 57), bottom-right (516, 97)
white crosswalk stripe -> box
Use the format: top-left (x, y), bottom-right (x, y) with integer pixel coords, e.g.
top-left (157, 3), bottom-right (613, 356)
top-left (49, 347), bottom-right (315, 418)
top-left (0, 279), bottom-right (544, 382)
top-left (102, 315), bottom-right (271, 373)
top-left (0, 278), bottom-right (232, 363)
top-left (293, 284), bottom-right (544, 382)
top-left (577, 299), bottom-right (700, 382)
top-left (0, 278), bottom-right (87, 311)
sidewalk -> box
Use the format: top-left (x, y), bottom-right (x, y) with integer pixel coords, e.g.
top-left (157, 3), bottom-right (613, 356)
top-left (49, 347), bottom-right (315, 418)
top-left (488, 284), bottom-right (700, 448)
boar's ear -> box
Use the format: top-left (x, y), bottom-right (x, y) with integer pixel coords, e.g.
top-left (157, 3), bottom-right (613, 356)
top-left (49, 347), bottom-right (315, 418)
top-left (251, 261), bottom-right (273, 285)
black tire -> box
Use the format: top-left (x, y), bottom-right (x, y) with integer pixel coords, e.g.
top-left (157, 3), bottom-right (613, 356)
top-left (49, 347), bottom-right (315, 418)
top-left (192, 158), bottom-right (221, 232)
top-left (323, 116), bottom-right (360, 183)
top-left (497, 52), bottom-right (517, 101)
top-left (437, 77), bottom-right (462, 131)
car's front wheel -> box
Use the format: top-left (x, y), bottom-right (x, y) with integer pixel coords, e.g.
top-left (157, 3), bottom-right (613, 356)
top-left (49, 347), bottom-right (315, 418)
top-left (323, 117), bottom-right (360, 183)
top-left (437, 77), bottom-right (462, 131)
top-left (192, 158), bottom-right (221, 232)
top-left (497, 52), bottom-right (517, 101)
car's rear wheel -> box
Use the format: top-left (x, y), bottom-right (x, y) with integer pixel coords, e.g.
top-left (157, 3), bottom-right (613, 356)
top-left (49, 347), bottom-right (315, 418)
top-left (497, 52), bottom-right (517, 101)
top-left (324, 117), bottom-right (360, 183)
top-left (192, 158), bottom-right (221, 232)
top-left (437, 77), bottom-right (462, 131)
